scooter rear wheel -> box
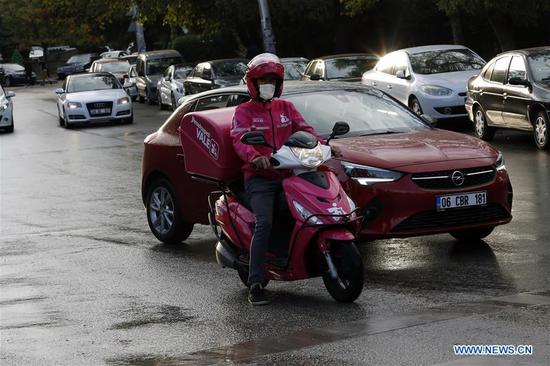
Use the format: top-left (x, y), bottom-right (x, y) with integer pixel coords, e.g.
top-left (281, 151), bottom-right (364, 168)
top-left (323, 242), bottom-right (364, 303)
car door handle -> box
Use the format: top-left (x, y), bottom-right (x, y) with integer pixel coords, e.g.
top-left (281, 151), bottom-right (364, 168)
top-left (371, 82), bottom-right (377, 86)
top-left (387, 84), bottom-right (392, 89)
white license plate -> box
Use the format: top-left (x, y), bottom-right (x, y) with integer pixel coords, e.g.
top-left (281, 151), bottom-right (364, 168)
top-left (436, 191), bottom-right (487, 210)
top-left (90, 108), bottom-right (110, 115)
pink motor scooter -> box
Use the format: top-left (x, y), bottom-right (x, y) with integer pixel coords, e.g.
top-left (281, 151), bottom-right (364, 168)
top-left (211, 122), bottom-right (364, 302)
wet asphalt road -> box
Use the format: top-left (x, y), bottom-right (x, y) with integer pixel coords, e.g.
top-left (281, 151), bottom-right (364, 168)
top-left (1, 85), bottom-right (549, 366)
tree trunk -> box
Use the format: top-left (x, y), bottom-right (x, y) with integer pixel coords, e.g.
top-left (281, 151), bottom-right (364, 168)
top-left (486, 12), bottom-right (515, 51)
top-left (449, 14), bottom-right (464, 45)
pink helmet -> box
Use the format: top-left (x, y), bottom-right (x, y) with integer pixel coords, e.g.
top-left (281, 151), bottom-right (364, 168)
top-left (245, 53), bottom-right (284, 100)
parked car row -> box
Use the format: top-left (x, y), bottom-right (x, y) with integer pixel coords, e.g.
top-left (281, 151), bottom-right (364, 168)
top-left (361, 44), bottom-right (550, 149)
top-left (0, 63), bottom-right (37, 86)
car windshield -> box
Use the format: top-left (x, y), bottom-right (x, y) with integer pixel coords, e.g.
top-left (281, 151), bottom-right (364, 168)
top-left (409, 49), bottom-right (485, 74)
top-left (213, 61), bottom-right (247, 78)
top-left (67, 75), bottom-right (120, 93)
top-left (174, 66), bottom-right (193, 79)
top-left (325, 58), bottom-right (378, 79)
top-left (100, 61), bottom-right (130, 73)
top-left (528, 52), bottom-right (550, 83)
top-left (284, 89), bottom-right (430, 137)
top-left (283, 61), bottom-right (308, 80)
top-left (147, 57), bottom-right (182, 75)
top-left (1, 63), bottom-right (24, 72)
top-left (67, 55), bottom-right (91, 64)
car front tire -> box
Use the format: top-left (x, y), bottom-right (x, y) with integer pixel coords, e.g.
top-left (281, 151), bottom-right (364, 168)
top-left (533, 111), bottom-right (549, 150)
top-left (171, 93), bottom-right (177, 111)
top-left (409, 96), bottom-right (423, 116)
top-left (6, 113), bottom-right (14, 133)
top-left (158, 94), bottom-right (167, 110)
top-left (473, 106), bottom-right (496, 141)
top-left (450, 227), bottom-right (494, 242)
top-left (146, 178), bottom-right (194, 245)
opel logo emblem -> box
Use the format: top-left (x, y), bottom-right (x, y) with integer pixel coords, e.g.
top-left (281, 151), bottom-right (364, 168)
top-left (451, 171), bottom-right (465, 187)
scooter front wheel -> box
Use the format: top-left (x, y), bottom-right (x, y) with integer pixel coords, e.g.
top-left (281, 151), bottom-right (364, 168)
top-left (322, 242), bottom-right (364, 303)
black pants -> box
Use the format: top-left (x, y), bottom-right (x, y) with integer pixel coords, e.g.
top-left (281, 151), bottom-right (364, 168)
top-left (245, 176), bottom-right (281, 285)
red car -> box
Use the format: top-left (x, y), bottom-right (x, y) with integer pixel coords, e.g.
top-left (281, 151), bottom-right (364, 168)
top-left (142, 83), bottom-right (512, 244)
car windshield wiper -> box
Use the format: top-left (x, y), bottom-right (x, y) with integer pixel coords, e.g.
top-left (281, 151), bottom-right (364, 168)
top-left (540, 77), bottom-right (550, 81)
top-left (359, 130), bottom-right (402, 136)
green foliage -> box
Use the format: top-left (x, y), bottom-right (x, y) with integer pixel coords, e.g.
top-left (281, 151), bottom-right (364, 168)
top-left (340, 0), bottom-right (380, 16)
top-left (172, 33), bottom-right (240, 62)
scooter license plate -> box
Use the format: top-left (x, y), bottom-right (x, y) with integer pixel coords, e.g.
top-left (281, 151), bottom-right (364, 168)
top-left (436, 191), bottom-right (487, 211)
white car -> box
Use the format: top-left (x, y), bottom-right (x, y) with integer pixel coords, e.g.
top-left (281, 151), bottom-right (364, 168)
top-left (0, 85), bottom-right (15, 132)
top-left (362, 45), bottom-right (486, 121)
top-left (157, 64), bottom-right (193, 110)
top-left (55, 72), bottom-right (133, 128)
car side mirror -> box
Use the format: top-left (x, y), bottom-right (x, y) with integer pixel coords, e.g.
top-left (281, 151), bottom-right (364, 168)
top-left (508, 77), bottom-right (530, 88)
top-left (309, 74), bottom-right (321, 81)
top-left (240, 131), bottom-right (272, 148)
top-left (421, 114), bottom-right (437, 126)
top-left (327, 121), bottom-right (350, 143)
top-left (395, 70), bottom-right (408, 79)
top-left (5, 91), bottom-right (15, 98)
top-left (55, 88), bottom-right (64, 94)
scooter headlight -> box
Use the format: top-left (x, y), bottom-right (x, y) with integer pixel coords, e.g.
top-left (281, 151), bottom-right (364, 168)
top-left (292, 200), bottom-right (323, 225)
top-left (290, 143), bottom-right (324, 168)
top-left (342, 161), bottom-right (403, 186)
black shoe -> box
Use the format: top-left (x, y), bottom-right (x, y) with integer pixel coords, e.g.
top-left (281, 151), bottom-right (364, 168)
top-left (248, 283), bottom-right (270, 306)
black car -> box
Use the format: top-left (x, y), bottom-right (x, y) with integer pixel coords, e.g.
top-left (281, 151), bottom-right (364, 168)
top-left (466, 47), bottom-right (550, 150)
top-left (301, 53), bottom-right (378, 82)
top-left (0, 63), bottom-right (36, 86)
top-left (183, 58), bottom-right (248, 96)
top-left (56, 53), bottom-right (99, 80)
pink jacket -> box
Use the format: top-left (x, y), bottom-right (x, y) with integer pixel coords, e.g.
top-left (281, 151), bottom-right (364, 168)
top-left (231, 98), bottom-right (323, 181)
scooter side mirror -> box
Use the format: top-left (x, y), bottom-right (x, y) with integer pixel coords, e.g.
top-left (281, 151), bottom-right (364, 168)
top-left (240, 131), bottom-right (272, 148)
top-left (327, 121), bottom-right (350, 143)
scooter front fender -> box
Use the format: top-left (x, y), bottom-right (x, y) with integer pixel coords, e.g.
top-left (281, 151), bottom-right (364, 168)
top-left (317, 229), bottom-right (356, 250)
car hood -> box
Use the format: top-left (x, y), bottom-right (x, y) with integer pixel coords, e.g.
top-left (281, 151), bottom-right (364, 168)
top-left (65, 89), bottom-right (126, 102)
top-left (333, 129), bottom-right (497, 172)
top-left (415, 70), bottom-right (482, 92)
top-left (533, 82), bottom-right (550, 101)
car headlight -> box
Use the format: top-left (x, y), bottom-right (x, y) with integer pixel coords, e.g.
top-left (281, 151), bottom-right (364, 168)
top-left (117, 97), bottom-right (130, 105)
top-left (290, 143), bottom-right (324, 168)
top-left (0, 102), bottom-right (8, 112)
top-left (292, 200), bottom-right (323, 225)
top-left (495, 151), bottom-right (506, 171)
top-left (342, 161), bottom-right (403, 186)
top-left (420, 85), bottom-right (453, 96)
top-left (67, 102), bottom-right (82, 109)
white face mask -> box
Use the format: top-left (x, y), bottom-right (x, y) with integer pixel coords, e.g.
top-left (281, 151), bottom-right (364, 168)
top-left (258, 83), bottom-right (276, 101)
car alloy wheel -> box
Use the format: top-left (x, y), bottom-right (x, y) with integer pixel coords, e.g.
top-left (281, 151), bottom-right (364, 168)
top-left (149, 186), bottom-right (175, 236)
top-left (409, 97), bottom-right (423, 116)
top-left (146, 178), bottom-right (194, 244)
top-left (474, 107), bottom-right (495, 141)
top-left (534, 112), bottom-right (548, 150)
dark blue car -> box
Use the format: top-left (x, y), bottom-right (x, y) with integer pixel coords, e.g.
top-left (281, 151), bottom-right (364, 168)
top-left (56, 53), bottom-right (98, 80)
